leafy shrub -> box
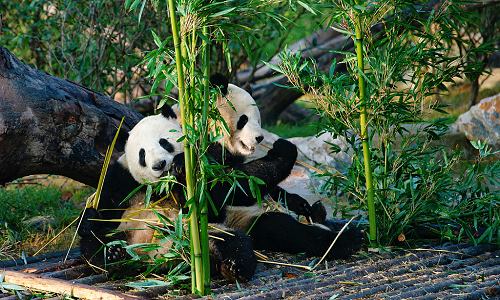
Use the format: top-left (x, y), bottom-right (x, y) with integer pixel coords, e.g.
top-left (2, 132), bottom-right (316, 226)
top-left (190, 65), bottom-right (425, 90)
top-left (270, 0), bottom-right (500, 246)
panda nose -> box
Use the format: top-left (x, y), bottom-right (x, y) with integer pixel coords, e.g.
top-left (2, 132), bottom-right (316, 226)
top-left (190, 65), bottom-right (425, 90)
top-left (256, 136), bottom-right (264, 144)
top-left (152, 160), bottom-right (166, 171)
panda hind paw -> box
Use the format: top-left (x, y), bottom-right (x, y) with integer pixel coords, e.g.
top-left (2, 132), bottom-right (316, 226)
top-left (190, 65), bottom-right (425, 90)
top-left (220, 257), bottom-right (256, 283)
top-left (326, 226), bottom-right (364, 260)
top-left (106, 244), bottom-right (128, 264)
top-left (311, 200), bottom-right (327, 224)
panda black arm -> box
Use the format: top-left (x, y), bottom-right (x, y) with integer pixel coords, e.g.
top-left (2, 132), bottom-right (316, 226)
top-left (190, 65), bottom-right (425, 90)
top-left (237, 138), bottom-right (297, 186)
top-left (97, 160), bottom-right (142, 222)
top-left (268, 186), bottom-right (314, 218)
top-left (223, 139), bottom-right (298, 205)
top-left (205, 139), bottom-right (298, 217)
top-left (78, 159), bottom-right (142, 234)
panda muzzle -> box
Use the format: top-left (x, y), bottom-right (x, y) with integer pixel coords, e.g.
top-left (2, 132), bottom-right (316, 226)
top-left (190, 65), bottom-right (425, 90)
top-left (241, 141), bottom-right (257, 152)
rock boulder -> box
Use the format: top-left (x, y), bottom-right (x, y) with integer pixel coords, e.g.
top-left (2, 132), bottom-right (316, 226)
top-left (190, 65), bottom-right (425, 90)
top-left (452, 92), bottom-right (500, 150)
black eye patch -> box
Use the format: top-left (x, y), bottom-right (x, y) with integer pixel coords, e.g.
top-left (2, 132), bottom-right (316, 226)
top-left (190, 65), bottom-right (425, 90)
top-left (159, 138), bottom-right (174, 153)
top-left (139, 148), bottom-right (146, 167)
top-left (237, 114), bottom-right (248, 130)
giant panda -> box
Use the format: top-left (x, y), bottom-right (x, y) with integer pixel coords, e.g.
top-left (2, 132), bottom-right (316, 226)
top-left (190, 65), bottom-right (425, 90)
top-left (78, 77), bottom-right (364, 283)
top-left (78, 105), bottom-right (259, 281)
top-left (173, 73), bottom-right (322, 221)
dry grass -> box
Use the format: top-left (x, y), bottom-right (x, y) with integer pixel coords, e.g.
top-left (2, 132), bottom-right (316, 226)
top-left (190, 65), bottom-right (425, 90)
top-left (21, 226), bottom-right (79, 257)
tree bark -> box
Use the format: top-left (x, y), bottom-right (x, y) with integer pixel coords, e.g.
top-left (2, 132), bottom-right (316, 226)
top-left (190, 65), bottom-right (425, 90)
top-left (0, 46), bottom-right (143, 187)
top-left (254, 37), bottom-right (352, 125)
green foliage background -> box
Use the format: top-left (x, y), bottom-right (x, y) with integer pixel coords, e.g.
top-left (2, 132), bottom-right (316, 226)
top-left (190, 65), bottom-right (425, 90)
top-left (1, 0), bottom-right (500, 277)
top-left (272, 0), bottom-right (500, 246)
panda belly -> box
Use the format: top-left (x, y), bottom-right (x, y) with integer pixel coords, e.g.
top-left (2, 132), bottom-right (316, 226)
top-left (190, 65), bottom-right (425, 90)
top-left (223, 204), bottom-right (266, 233)
top-left (117, 193), bottom-right (180, 258)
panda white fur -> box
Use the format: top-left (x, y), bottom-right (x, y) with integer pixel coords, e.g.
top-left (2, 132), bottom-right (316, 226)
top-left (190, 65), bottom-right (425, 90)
top-left (78, 76), bottom-right (364, 282)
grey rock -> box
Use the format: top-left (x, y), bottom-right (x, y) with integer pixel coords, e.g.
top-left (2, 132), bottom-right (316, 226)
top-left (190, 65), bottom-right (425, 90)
top-left (452, 92), bottom-right (500, 149)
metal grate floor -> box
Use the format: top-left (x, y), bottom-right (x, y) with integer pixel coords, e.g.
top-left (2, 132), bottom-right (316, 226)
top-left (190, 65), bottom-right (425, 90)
top-left (1, 243), bottom-right (499, 299)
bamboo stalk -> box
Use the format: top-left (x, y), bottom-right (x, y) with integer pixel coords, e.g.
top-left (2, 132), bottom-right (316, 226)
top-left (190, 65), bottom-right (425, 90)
top-left (185, 25), bottom-right (204, 295)
top-left (166, 0), bottom-right (203, 294)
top-left (354, 0), bottom-right (377, 248)
top-left (257, 260), bottom-right (312, 271)
top-left (200, 23), bottom-right (211, 296)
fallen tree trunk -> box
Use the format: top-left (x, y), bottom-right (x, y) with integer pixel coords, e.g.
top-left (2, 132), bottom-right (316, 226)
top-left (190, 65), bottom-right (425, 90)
top-left (0, 46), bottom-right (143, 187)
top-left (254, 38), bottom-right (352, 125)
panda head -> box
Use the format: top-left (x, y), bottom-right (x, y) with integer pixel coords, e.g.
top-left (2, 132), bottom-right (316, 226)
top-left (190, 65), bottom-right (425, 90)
top-left (122, 105), bottom-right (184, 184)
top-left (211, 74), bottom-right (264, 157)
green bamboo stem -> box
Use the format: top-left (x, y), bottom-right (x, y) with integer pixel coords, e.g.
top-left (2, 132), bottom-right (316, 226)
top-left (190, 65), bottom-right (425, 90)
top-left (354, 0), bottom-right (377, 248)
top-left (201, 26), bottom-right (210, 153)
top-left (200, 24), bottom-right (211, 295)
top-left (167, 0), bottom-right (203, 294)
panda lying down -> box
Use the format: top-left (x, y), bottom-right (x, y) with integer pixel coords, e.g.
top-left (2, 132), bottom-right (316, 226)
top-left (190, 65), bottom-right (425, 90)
top-left (78, 77), bottom-right (364, 282)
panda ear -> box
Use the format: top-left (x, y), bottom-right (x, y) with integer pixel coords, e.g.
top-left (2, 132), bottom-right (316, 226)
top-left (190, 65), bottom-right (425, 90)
top-left (241, 82), bottom-right (252, 97)
top-left (160, 104), bottom-right (177, 120)
top-left (209, 73), bottom-right (229, 95)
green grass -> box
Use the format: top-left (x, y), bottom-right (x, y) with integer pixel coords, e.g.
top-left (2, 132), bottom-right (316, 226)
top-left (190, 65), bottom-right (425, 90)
top-left (291, 77), bottom-right (500, 127)
top-left (0, 176), bottom-right (94, 259)
top-left (264, 122), bottom-right (321, 139)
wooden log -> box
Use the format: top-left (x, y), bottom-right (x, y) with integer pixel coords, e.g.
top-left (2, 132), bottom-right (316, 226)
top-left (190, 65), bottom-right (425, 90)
top-left (0, 46), bottom-right (143, 187)
top-left (2, 270), bottom-right (143, 300)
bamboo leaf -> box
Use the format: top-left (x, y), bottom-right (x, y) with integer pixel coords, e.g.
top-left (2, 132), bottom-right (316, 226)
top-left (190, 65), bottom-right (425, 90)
top-left (93, 117), bottom-right (125, 209)
top-left (223, 41), bottom-right (232, 73)
top-left (151, 30), bottom-right (162, 48)
top-left (262, 61), bottom-right (284, 74)
top-left (137, 0), bottom-right (147, 24)
top-left (125, 279), bottom-right (173, 290)
top-left (210, 7), bottom-right (236, 17)
top-left (196, 31), bottom-right (211, 45)
top-left (129, 0), bottom-right (142, 11)
top-left (125, 0), bottom-right (133, 10)
top-left (297, 1), bottom-right (317, 15)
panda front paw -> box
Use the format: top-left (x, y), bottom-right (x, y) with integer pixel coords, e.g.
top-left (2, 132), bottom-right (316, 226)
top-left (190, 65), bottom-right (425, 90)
top-left (171, 153), bottom-right (185, 175)
top-left (311, 200), bottom-right (327, 224)
top-left (267, 139), bottom-right (298, 161)
top-left (221, 257), bottom-right (256, 283)
top-left (284, 194), bottom-right (312, 217)
top-left (272, 138), bottom-right (297, 153)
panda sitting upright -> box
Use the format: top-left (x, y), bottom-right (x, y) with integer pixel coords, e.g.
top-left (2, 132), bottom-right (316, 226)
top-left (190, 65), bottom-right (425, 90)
top-left (78, 76), bottom-right (364, 282)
